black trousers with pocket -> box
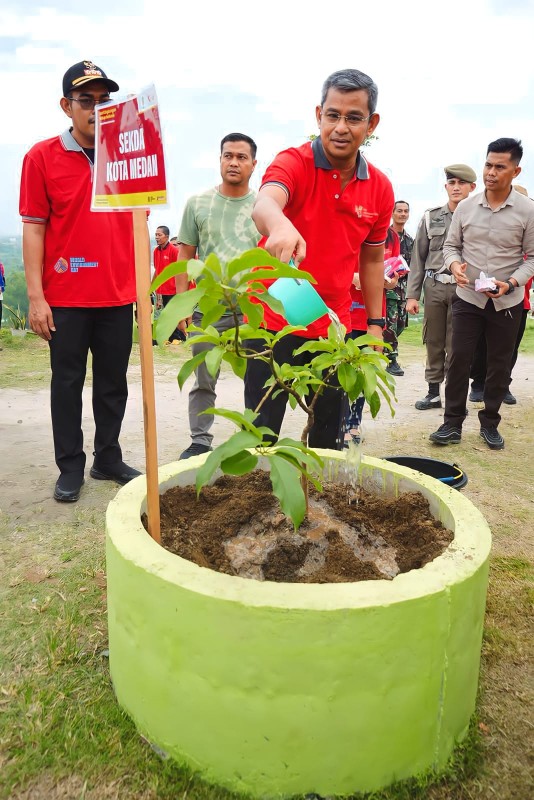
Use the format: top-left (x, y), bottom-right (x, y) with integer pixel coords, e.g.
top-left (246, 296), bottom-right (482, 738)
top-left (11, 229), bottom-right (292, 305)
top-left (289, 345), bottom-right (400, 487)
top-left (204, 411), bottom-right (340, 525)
top-left (49, 305), bottom-right (133, 474)
top-left (444, 296), bottom-right (523, 430)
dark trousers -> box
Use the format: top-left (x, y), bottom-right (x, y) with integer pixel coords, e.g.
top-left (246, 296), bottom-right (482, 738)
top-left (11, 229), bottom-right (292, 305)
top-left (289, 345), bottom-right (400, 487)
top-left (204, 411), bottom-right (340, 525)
top-left (49, 305), bottom-right (133, 474)
top-left (470, 308), bottom-right (528, 392)
top-left (244, 332), bottom-right (346, 450)
top-left (161, 294), bottom-right (186, 342)
top-left (445, 297), bottom-right (523, 430)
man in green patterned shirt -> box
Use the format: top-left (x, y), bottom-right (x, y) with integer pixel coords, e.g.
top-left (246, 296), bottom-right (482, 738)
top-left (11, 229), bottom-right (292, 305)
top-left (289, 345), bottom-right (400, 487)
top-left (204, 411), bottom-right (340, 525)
top-left (176, 132), bottom-right (259, 459)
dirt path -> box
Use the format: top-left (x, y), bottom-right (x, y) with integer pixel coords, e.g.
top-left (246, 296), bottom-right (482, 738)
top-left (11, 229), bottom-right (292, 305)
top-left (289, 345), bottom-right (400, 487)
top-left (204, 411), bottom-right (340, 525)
top-left (2, 346), bottom-right (533, 560)
top-left (0, 348), bottom-right (534, 544)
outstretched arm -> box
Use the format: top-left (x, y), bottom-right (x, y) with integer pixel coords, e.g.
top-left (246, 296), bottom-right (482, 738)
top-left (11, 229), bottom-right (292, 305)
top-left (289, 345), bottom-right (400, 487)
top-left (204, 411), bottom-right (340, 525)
top-left (252, 184), bottom-right (306, 265)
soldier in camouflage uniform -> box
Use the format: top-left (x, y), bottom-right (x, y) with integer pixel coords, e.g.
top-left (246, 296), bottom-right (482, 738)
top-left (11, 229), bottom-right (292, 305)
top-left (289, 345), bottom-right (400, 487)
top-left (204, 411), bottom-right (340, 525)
top-left (384, 201), bottom-right (414, 376)
top-left (406, 165), bottom-right (477, 409)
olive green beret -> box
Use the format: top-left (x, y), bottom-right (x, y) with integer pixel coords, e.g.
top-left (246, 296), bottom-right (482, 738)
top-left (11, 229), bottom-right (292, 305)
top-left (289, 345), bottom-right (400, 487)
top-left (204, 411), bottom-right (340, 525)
top-left (444, 164), bottom-right (477, 182)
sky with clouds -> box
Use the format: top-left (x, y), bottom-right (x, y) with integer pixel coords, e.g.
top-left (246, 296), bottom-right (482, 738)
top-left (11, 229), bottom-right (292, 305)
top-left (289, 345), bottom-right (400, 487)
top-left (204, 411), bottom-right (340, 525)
top-left (2, 0), bottom-right (534, 240)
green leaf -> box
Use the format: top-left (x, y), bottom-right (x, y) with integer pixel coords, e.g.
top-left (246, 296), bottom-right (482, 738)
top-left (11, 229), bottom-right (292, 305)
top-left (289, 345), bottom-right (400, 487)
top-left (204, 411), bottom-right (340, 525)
top-left (209, 407), bottom-right (260, 432)
top-left (220, 450), bottom-right (259, 476)
top-left (269, 455), bottom-right (306, 530)
top-left (368, 391), bottom-right (381, 418)
top-left (204, 346), bottom-right (224, 378)
top-left (186, 257), bottom-right (210, 281)
top-left (361, 361), bottom-right (378, 401)
top-left (204, 252), bottom-right (223, 278)
top-left (199, 303), bottom-right (226, 329)
top-left (154, 287), bottom-right (206, 344)
top-left (337, 362), bottom-right (356, 394)
top-left (196, 430), bottom-right (262, 493)
top-left (248, 288), bottom-right (286, 318)
top-left (177, 350), bottom-right (208, 390)
top-left (293, 340), bottom-right (335, 355)
top-left (150, 260), bottom-right (188, 292)
top-left (222, 351), bottom-right (247, 379)
top-left (238, 295), bottom-right (264, 329)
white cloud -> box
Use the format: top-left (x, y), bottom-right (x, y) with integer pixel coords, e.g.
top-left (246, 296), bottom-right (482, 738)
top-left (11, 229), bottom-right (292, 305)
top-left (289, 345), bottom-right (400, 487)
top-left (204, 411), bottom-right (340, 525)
top-left (2, 0), bottom-right (534, 237)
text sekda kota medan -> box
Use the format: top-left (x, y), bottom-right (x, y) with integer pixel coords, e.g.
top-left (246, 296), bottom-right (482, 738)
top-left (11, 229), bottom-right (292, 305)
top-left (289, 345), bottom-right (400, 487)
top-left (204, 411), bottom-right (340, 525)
top-left (105, 127), bottom-right (159, 182)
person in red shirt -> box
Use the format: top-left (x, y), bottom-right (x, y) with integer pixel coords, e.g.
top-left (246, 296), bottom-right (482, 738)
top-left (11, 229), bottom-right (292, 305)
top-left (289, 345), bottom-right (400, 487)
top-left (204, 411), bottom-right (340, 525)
top-left (246, 68), bottom-right (394, 449)
top-left (345, 228), bottom-right (399, 444)
top-left (19, 60), bottom-right (141, 502)
top-left (153, 225), bottom-right (184, 343)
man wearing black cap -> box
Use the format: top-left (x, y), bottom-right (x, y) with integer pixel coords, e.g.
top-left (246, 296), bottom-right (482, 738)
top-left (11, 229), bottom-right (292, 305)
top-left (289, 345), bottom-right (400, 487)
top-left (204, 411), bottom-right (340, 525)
top-left (19, 60), bottom-right (141, 502)
top-left (406, 164), bottom-right (476, 410)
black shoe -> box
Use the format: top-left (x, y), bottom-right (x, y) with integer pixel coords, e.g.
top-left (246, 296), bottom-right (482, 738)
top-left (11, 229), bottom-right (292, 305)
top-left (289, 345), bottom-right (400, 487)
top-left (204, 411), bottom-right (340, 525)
top-left (468, 389), bottom-right (484, 402)
top-left (386, 359), bottom-right (404, 377)
top-left (179, 443), bottom-right (213, 460)
top-left (415, 393), bottom-right (441, 410)
top-left (54, 471), bottom-right (84, 503)
top-left (503, 391), bottom-right (517, 405)
top-left (90, 461), bottom-right (142, 485)
top-left (480, 427), bottom-right (504, 450)
top-left (429, 423), bottom-right (462, 445)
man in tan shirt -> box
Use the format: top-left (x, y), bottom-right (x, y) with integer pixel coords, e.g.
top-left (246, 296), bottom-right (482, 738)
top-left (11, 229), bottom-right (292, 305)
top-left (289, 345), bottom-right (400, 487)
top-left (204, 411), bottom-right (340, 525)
top-left (430, 138), bottom-right (534, 450)
top-left (407, 165), bottom-right (476, 410)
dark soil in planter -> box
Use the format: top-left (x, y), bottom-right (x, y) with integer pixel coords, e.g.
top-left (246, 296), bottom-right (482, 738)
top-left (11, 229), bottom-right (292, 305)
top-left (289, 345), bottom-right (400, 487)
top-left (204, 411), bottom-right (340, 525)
top-left (149, 471), bottom-right (454, 583)
top-left (149, 470), bottom-right (453, 583)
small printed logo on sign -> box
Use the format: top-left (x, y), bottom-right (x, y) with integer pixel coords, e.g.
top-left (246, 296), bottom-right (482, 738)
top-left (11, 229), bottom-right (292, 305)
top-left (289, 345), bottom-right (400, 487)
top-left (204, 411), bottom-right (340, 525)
top-left (54, 257), bottom-right (68, 274)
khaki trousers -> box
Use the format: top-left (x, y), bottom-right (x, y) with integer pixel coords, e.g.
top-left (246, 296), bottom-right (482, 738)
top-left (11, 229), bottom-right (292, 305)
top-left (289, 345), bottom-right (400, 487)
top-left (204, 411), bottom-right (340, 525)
top-left (422, 277), bottom-right (457, 385)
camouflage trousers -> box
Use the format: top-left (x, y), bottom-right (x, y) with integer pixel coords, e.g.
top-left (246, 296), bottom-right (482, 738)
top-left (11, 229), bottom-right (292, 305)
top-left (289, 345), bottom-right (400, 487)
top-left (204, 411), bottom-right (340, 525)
top-left (383, 296), bottom-right (408, 359)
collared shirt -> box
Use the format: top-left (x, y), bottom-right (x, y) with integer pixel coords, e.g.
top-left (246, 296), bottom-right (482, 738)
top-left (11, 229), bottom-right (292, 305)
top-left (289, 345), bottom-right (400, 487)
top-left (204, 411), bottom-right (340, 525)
top-left (258, 138), bottom-right (394, 337)
top-left (19, 129), bottom-right (135, 307)
top-left (153, 241), bottom-right (179, 295)
top-left (407, 204), bottom-right (453, 300)
top-left (443, 189), bottom-right (534, 310)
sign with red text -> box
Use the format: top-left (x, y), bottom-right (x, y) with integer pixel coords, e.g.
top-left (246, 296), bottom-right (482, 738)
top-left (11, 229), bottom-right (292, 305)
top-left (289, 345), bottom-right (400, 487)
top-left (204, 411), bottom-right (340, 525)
top-left (92, 84), bottom-right (167, 210)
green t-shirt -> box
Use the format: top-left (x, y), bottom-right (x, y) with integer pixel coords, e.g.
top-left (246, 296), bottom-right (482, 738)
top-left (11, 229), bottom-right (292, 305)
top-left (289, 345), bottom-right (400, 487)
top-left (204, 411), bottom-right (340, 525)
top-left (178, 187), bottom-right (258, 265)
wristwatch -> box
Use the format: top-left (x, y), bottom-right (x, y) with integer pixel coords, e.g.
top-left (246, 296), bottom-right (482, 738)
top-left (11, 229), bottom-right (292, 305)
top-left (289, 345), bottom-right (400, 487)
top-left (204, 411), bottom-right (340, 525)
top-left (505, 280), bottom-right (516, 295)
top-left (367, 317), bottom-right (386, 328)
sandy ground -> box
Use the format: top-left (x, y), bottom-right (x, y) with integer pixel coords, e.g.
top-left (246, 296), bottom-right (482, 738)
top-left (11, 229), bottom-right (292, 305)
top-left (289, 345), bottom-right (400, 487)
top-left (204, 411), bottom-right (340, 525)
top-left (1, 344), bottom-right (533, 531)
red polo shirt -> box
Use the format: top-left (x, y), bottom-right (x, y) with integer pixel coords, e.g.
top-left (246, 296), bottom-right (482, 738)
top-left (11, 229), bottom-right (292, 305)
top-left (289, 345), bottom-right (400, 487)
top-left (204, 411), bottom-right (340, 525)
top-left (258, 138), bottom-right (394, 337)
top-left (19, 129), bottom-right (136, 307)
top-left (153, 241), bottom-right (179, 295)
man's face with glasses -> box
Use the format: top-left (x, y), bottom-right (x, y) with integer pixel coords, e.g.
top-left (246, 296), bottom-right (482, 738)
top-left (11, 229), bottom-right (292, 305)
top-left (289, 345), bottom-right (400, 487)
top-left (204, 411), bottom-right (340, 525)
top-left (315, 88), bottom-right (379, 169)
top-left (60, 80), bottom-right (111, 148)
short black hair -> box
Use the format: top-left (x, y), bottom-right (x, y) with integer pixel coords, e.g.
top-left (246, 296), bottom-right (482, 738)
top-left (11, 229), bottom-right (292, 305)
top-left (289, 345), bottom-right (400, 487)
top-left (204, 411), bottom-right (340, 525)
top-left (394, 200), bottom-right (409, 210)
top-left (156, 225), bottom-right (170, 236)
top-left (487, 138), bottom-right (523, 164)
top-left (220, 133), bottom-right (257, 160)
top-left (321, 69), bottom-right (378, 115)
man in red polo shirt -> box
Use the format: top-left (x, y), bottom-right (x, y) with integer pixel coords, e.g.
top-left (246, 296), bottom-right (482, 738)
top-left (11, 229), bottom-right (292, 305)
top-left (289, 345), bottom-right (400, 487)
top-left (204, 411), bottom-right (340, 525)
top-left (245, 68), bottom-right (393, 448)
top-left (153, 225), bottom-right (184, 343)
top-left (20, 60), bottom-right (141, 502)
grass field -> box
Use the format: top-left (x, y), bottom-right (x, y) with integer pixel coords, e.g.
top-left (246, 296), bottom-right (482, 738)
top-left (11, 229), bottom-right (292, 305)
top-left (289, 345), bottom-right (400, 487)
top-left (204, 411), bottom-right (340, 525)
top-left (1, 325), bottom-right (533, 799)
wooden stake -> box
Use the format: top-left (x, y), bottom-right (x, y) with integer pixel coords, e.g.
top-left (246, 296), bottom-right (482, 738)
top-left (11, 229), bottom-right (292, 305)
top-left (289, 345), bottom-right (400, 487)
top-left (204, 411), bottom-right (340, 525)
top-left (133, 209), bottom-right (161, 542)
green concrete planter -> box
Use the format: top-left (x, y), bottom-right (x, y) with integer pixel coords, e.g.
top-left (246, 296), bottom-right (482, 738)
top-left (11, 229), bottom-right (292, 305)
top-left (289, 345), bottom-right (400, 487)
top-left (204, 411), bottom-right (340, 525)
top-left (106, 453), bottom-right (491, 798)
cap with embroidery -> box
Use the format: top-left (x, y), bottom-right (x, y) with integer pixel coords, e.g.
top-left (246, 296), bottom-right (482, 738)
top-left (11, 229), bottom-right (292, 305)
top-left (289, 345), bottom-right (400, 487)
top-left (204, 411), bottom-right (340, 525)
top-left (444, 164), bottom-right (477, 183)
top-left (62, 60), bottom-right (119, 96)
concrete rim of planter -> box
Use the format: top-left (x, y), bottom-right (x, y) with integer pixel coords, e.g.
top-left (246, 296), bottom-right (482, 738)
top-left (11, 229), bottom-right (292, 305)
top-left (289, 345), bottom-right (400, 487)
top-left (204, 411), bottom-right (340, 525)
top-left (106, 452), bottom-right (491, 609)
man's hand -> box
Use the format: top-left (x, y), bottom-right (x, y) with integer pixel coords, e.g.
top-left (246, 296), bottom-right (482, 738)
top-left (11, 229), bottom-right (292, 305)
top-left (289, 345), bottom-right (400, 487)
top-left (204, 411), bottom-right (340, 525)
top-left (178, 318), bottom-right (191, 336)
top-left (367, 323), bottom-right (384, 352)
top-left (406, 299), bottom-right (419, 315)
top-left (29, 297), bottom-right (55, 340)
top-left (484, 279), bottom-right (515, 299)
top-left (264, 220), bottom-right (306, 265)
top-left (384, 274), bottom-right (399, 290)
top-left (450, 261), bottom-right (469, 286)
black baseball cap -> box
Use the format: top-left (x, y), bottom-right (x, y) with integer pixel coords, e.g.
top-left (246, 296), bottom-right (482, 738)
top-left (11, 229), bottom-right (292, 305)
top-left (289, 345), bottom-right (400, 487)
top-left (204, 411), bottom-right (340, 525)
top-left (62, 60), bottom-right (119, 96)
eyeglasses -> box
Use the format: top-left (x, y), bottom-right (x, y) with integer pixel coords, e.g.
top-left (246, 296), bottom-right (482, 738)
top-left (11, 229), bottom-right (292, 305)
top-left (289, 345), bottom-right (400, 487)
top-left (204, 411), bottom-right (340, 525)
top-left (321, 111), bottom-right (371, 127)
top-left (65, 95), bottom-right (111, 110)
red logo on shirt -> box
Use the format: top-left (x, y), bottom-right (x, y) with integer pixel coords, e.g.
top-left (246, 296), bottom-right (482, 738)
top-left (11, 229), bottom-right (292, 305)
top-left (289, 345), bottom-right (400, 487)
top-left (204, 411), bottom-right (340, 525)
top-left (54, 257), bottom-right (69, 274)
